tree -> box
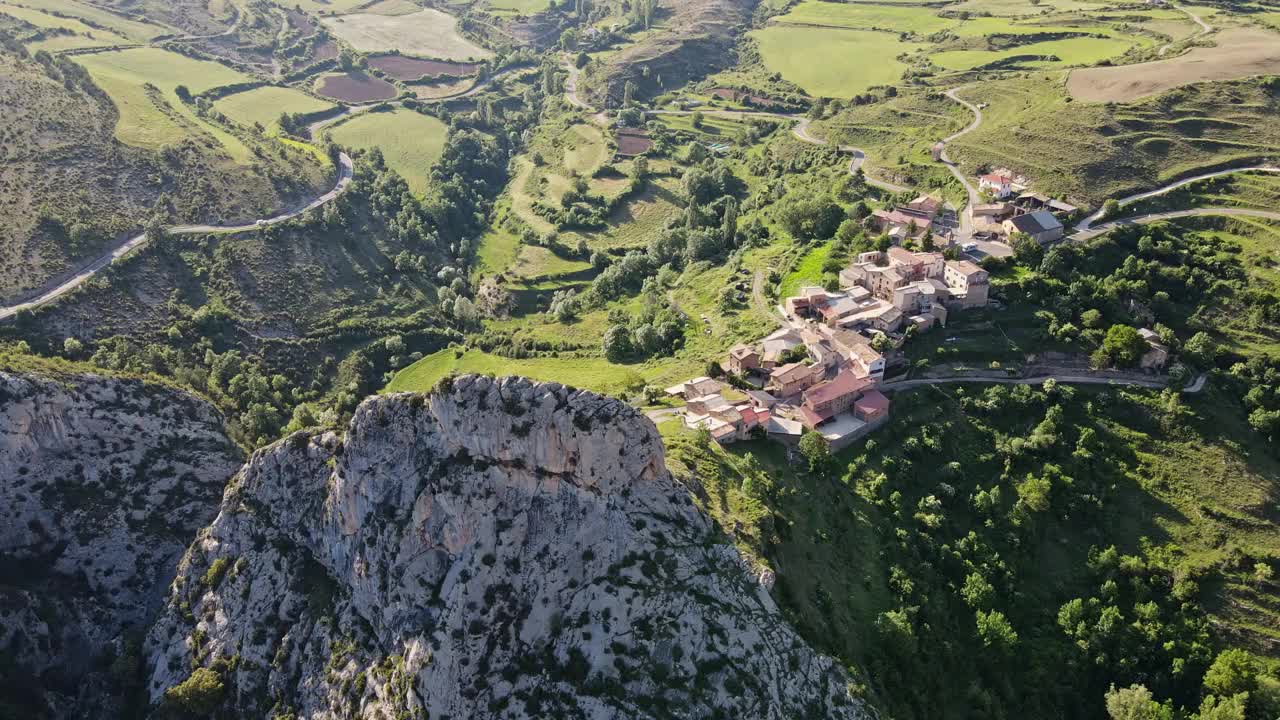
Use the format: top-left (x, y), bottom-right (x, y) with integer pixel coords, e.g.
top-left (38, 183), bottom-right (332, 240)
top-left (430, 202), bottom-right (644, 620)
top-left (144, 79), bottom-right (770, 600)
top-left (778, 197), bottom-right (843, 241)
top-left (1104, 684), bottom-right (1169, 720)
top-left (975, 609), bottom-right (1018, 650)
top-left (62, 337), bottom-right (84, 358)
top-left (721, 197), bottom-right (739, 245)
top-left (798, 430), bottom-right (830, 473)
top-left (1102, 198), bottom-right (1122, 220)
top-left (1011, 232), bottom-right (1043, 267)
top-left (1081, 308), bottom-right (1104, 329)
top-left (623, 80), bottom-right (637, 107)
top-left (1095, 325), bottom-right (1148, 368)
top-left (961, 572), bottom-right (994, 609)
top-left (163, 667), bottom-right (225, 716)
top-left (1183, 331), bottom-right (1218, 369)
top-left (174, 84), bottom-right (191, 102)
top-left (602, 324), bottom-right (633, 362)
top-left (1203, 649), bottom-right (1258, 698)
top-left (691, 110), bottom-right (704, 129)
top-left (1195, 694), bottom-right (1248, 720)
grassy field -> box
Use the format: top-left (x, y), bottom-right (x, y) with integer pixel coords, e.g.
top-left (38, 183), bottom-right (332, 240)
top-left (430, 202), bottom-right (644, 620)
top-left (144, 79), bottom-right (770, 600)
top-left (562, 123), bottom-right (608, 174)
top-left (270, 0), bottom-right (368, 14)
top-left (778, 241), bottom-right (832, 298)
top-left (327, 109), bottom-right (448, 195)
top-left (0, 2), bottom-right (132, 51)
top-left (327, 108), bottom-right (448, 193)
top-left (775, 1), bottom-right (955, 35)
top-left (931, 36), bottom-right (1136, 71)
top-left (509, 244), bottom-right (591, 279)
top-left (214, 86), bottom-right (336, 132)
top-left (559, 177), bottom-right (686, 251)
top-left (816, 89), bottom-right (969, 202)
top-left (385, 347), bottom-right (647, 396)
top-left (321, 8), bottom-right (493, 60)
top-left (485, 0), bottom-right (547, 12)
top-left (750, 25), bottom-right (923, 96)
top-left (19, 0), bottom-right (164, 40)
top-left (75, 48), bottom-right (254, 160)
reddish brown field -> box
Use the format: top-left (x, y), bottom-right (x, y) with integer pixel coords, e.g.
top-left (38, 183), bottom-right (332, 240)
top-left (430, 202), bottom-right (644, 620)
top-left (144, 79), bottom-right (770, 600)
top-left (314, 72), bottom-right (398, 103)
top-left (311, 40), bottom-right (340, 62)
top-left (368, 55), bottom-right (479, 81)
top-left (615, 129), bottom-right (653, 157)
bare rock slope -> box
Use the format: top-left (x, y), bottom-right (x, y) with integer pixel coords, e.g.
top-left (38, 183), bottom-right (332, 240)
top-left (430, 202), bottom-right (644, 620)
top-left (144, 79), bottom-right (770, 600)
top-left (0, 369), bottom-right (243, 718)
top-left (145, 375), bottom-right (866, 719)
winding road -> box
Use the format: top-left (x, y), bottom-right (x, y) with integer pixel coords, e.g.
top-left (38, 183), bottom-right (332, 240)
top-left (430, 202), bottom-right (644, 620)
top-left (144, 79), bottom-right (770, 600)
top-left (1072, 166), bottom-right (1280, 240)
top-left (0, 152), bottom-right (354, 322)
top-left (881, 371), bottom-right (1207, 394)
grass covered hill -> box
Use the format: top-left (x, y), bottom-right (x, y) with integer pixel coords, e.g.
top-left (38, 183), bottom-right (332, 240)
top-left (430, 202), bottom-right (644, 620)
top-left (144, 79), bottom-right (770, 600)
top-left (946, 75), bottom-right (1280, 207)
top-left (0, 34), bottom-right (328, 302)
top-left (5, 124), bottom-right (512, 447)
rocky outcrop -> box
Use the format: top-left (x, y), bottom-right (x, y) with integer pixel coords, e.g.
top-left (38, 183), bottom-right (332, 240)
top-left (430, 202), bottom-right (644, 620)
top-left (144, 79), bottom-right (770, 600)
top-left (145, 375), bottom-right (866, 719)
top-left (0, 370), bottom-right (243, 719)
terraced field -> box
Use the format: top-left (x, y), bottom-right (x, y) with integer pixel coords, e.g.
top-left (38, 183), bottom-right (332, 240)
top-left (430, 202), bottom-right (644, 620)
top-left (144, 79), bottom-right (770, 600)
top-left (75, 47), bottom-right (254, 160)
top-left (314, 71), bottom-right (399, 102)
top-left (0, 2), bottom-right (132, 51)
top-left (14, 0), bottom-right (164, 41)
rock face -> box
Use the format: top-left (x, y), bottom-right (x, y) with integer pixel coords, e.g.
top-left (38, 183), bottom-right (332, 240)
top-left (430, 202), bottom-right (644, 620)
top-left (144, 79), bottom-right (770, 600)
top-left (145, 376), bottom-right (866, 719)
top-left (0, 370), bottom-right (243, 719)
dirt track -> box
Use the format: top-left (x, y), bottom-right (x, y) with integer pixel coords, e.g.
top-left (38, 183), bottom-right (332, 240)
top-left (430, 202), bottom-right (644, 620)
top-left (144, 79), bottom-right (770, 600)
top-left (1067, 28), bottom-right (1280, 103)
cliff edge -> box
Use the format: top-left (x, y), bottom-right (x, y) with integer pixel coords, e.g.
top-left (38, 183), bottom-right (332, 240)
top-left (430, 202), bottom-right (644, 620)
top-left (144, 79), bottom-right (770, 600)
top-left (145, 375), bottom-right (866, 719)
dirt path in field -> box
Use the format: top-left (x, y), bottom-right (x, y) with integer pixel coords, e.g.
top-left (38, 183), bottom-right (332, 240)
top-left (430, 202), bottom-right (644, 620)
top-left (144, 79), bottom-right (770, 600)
top-left (0, 153), bottom-right (354, 321)
top-left (1157, 3), bottom-right (1212, 56)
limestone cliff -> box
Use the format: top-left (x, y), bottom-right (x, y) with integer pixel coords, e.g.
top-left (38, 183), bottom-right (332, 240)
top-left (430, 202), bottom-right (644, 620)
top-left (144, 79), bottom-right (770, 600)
top-left (0, 369), bottom-right (243, 719)
top-left (145, 375), bottom-right (866, 719)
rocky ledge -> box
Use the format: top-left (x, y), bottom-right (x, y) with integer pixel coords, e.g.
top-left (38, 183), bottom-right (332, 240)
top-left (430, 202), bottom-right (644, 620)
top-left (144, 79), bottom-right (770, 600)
top-left (145, 375), bottom-right (867, 719)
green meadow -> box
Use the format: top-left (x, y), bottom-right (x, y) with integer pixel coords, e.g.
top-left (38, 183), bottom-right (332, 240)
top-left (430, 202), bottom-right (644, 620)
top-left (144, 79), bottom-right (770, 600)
top-left (750, 25), bottom-right (923, 96)
top-left (327, 109), bottom-right (449, 195)
top-left (214, 86), bottom-right (336, 132)
top-left (931, 36), bottom-right (1137, 70)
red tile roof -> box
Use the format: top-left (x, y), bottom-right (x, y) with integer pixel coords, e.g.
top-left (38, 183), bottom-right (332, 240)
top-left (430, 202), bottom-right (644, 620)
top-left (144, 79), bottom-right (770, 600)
top-left (803, 371), bottom-right (871, 409)
top-left (854, 390), bottom-right (891, 415)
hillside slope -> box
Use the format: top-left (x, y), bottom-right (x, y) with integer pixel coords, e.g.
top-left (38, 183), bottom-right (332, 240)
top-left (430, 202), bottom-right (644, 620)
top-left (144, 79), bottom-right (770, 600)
top-left (0, 33), bottom-right (328, 303)
top-left (144, 375), bottom-right (866, 719)
top-left (0, 368), bottom-right (243, 719)
top-left (587, 0), bottom-right (757, 105)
